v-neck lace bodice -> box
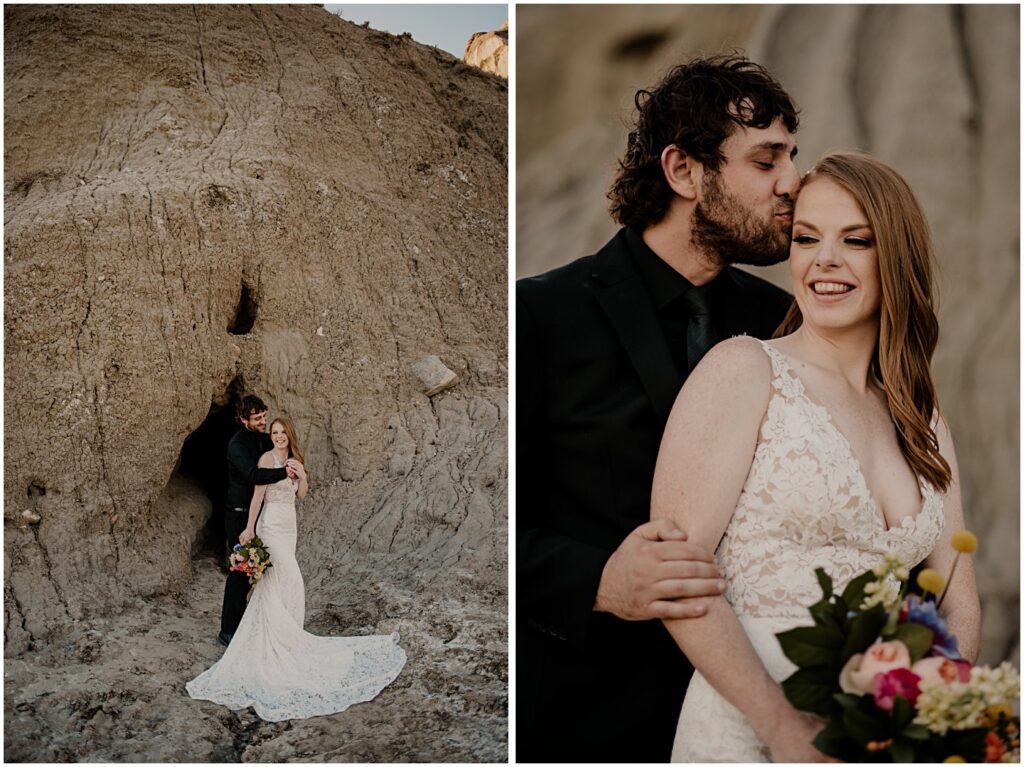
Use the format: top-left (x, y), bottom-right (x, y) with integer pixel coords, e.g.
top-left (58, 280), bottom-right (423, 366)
top-left (718, 340), bottom-right (945, 619)
top-left (265, 454), bottom-right (298, 506)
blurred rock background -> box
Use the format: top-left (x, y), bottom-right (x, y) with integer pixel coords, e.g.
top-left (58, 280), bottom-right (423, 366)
top-left (5, 4), bottom-right (506, 760)
top-left (518, 5), bottom-right (1018, 665)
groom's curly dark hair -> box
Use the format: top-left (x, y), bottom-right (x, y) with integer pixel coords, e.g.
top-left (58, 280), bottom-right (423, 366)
top-left (236, 394), bottom-right (269, 423)
top-left (608, 54), bottom-right (800, 232)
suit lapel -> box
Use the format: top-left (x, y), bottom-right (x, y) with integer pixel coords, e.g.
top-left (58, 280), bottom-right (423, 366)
top-left (590, 232), bottom-right (680, 422)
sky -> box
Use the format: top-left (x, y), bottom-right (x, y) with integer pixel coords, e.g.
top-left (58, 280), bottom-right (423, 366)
top-left (324, 5), bottom-right (507, 58)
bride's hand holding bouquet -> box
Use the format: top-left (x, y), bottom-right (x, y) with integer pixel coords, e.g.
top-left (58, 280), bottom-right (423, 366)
top-left (229, 537), bottom-right (272, 585)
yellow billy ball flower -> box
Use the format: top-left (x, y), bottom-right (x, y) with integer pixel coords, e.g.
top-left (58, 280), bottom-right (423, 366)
top-left (951, 530), bottom-right (978, 554)
top-left (917, 568), bottom-right (945, 595)
top-left (985, 703), bottom-right (1014, 725)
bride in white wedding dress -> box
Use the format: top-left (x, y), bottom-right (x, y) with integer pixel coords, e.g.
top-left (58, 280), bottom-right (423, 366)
top-left (651, 154), bottom-right (981, 762)
top-left (187, 417), bottom-right (407, 722)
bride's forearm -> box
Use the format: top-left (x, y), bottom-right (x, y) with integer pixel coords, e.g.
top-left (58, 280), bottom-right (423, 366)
top-left (941, 597), bottom-right (981, 664)
top-left (663, 597), bottom-right (794, 742)
top-left (246, 487), bottom-right (266, 533)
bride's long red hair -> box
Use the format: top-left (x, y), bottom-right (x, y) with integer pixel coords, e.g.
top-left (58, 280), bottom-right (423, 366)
top-left (774, 152), bottom-right (951, 492)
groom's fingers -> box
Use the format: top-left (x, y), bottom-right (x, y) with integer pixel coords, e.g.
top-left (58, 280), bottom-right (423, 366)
top-left (651, 577), bottom-right (726, 600)
top-left (633, 518), bottom-right (687, 542)
top-left (649, 599), bottom-right (708, 620)
top-left (651, 540), bottom-right (717, 563)
top-left (656, 560), bottom-right (724, 581)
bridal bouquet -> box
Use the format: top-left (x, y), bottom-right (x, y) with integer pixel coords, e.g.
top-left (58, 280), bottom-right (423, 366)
top-left (777, 532), bottom-right (1020, 762)
top-left (229, 538), bottom-right (272, 585)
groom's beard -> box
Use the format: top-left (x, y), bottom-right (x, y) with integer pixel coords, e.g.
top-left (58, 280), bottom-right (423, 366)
top-left (691, 170), bottom-right (792, 267)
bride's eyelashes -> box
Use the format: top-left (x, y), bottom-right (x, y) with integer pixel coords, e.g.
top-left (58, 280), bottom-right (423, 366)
top-left (791, 234), bottom-right (874, 247)
top-left (845, 236), bottom-right (873, 247)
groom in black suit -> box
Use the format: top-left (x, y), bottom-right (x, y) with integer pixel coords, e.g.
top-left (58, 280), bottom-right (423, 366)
top-left (518, 56), bottom-right (800, 762)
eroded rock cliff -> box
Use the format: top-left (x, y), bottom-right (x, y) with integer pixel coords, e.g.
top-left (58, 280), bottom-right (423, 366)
top-left (5, 4), bottom-right (506, 760)
top-left (465, 20), bottom-right (508, 79)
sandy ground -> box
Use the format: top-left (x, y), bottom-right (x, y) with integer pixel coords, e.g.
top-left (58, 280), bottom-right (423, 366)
top-left (4, 554), bottom-right (507, 762)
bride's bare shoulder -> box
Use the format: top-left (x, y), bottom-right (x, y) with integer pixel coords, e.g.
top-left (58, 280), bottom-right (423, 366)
top-left (671, 336), bottom-right (774, 420)
top-left (257, 451), bottom-right (276, 468)
top-left (690, 336), bottom-right (773, 389)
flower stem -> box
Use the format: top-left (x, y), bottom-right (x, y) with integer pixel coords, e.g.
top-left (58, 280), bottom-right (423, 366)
top-left (936, 554), bottom-right (960, 610)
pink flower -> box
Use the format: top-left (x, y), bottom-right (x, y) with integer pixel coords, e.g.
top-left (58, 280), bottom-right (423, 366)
top-left (911, 656), bottom-right (972, 685)
top-left (873, 667), bottom-right (922, 710)
top-left (839, 640), bottom-right (913, 694)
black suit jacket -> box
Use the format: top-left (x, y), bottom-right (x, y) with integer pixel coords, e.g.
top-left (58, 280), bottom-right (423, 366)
top-left (517, 229), bottom-right (792, 762)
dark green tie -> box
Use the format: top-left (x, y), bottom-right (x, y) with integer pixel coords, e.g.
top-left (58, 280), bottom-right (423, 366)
top-left (682, 285), bottom-right (720, 375)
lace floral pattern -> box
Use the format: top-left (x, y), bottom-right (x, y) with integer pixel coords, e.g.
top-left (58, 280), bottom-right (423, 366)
top-left (672, 340), bottom-right (944, 762)
top-left (722, 341), bottom-right (943, 619)
top-left (187, 456), bottom-right (406, 722)
top-left (265, 470), bottom-right (297, 506)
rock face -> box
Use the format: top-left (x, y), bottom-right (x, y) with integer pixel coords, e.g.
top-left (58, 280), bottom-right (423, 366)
top-left (5, 5), bottom-right (506, 760)
top-left (518, 6), bottom-right (1019, 664)
top-left (465, 20), bottom-right (508, 79)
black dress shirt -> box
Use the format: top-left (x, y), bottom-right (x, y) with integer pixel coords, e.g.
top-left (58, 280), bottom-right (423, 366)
top-left (626, 227), bottom-right (726, 376)
top-left (224, 427), bottom-right (288, 510)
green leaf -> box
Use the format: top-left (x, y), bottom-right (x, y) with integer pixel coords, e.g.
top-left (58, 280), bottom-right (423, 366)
top-left (902, 723), bottom-right (931, 741)
top-left (810, 599), bottom-right (847, 635)
top-left (841, 604), bottom-right (888, 663)
top-left (782, 666), bottom-right (839, 716)
top-left (815, 568), bottom-right (834, 599)
top-left (891, 694), bottom-right (914, 731)
top-left (891, 622), bottom-right (935, 662)
top-left (809, 598), bottom-right (832, 626)
top-left (833, 692), bottom-right (867, 708)
top-left (777, 625), bottom-right (845, 668)
top-left (842, 704), bottom-right (888, 744)
top-left (835, 693), bottom-right (888, 744)
top-left (840, 569), bottom-right (877, 609)
top-left (890, 739), bottom-right (916, 763)
top-left (813, 716), bottom-right (863, 762)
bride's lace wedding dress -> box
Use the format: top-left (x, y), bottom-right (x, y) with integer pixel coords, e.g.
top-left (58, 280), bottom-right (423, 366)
top-left (187, 458), bottom-right (407, 722)
top-left (671, 340), bottom-right (944, 762)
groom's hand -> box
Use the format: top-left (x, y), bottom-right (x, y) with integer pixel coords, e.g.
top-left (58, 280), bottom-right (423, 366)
top-left (594, 519), bottom-right (725, 621)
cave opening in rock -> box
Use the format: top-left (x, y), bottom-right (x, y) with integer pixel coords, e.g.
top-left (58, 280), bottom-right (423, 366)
top-left (177, 381), bottom-right (247, 559)
top-left (230, 283), bottom-right (257, 335)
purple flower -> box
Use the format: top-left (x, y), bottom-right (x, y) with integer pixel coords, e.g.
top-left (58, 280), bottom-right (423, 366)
top-left (902, 594), bottom-right (961, 659)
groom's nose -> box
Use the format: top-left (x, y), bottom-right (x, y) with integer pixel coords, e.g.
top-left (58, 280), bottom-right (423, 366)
top-left (774, 158), bottom-right (800, 198)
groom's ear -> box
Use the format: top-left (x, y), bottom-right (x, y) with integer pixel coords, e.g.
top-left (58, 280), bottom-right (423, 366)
top-left (660, 144), bottom-right (700, 201)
